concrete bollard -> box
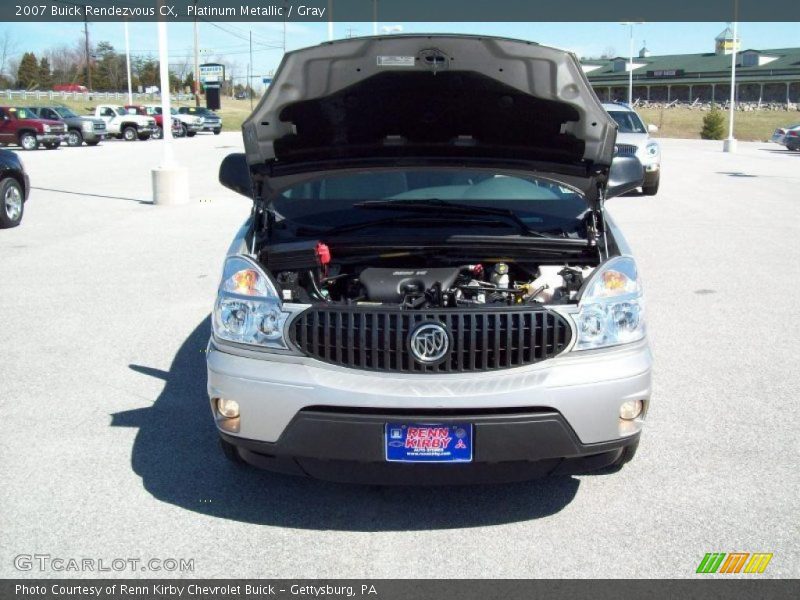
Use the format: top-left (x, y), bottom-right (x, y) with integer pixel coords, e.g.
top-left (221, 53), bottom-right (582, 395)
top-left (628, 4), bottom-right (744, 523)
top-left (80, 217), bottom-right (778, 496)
top-left (722, 138), bottom-right (738, 153)
top-left (152, 166), bottom-right (190, 206)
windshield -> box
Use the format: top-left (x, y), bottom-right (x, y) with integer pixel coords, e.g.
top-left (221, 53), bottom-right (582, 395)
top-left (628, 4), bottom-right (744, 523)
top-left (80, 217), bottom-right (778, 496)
top-left (114, 107), bottom-right (128, 116)
top-left (270, 169), bottom-right (589, 241)
top-left (608, 110), bottom-right (646, 134)
top-left (11, 108), bottom-right (33, 119)
top-left (55, 107), bottom-right (77, 118)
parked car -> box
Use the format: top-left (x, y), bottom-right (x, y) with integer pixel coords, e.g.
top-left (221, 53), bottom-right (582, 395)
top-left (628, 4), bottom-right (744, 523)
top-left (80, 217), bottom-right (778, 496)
top-left (0, 106), bottom-right (66, 150)
top-left (771, 124), bottom-right (800, 147)
top-left (209, 36), bottom-right (650, 484)
top-left (603, 102), bottom-right (660, 195)
top-left (0, 149), bottom-right (29, 228)
top-left (26, 106), bottom-right (106, 147)
top-left (785, 129), bottom-right (800, 151)
top-left (91, 105), bottom-right (156, 141)
top-left (177, 106), bottom-right (222, 134)
top-left (124, 104), bottom-right (181, 140)
top-left (144, 105), bottom-right (203, 137)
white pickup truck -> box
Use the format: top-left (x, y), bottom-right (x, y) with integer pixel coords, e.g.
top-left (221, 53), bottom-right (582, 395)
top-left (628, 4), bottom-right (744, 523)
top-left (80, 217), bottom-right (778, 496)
top-left (143, 105), bottom-right (204, 137)
top-left (92, 105), bottom-right (157, 141)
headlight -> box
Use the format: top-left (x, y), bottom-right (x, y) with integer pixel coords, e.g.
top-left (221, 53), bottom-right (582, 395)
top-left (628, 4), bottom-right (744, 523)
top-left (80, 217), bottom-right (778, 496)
top-left (42, 124), bottom-right (50, 132)
top-left (645, 142), bottom-right (659, 157)
top-left (212, 256), bottom-right (290, 349)
top-left (571, 256), bottom-right (645, 351)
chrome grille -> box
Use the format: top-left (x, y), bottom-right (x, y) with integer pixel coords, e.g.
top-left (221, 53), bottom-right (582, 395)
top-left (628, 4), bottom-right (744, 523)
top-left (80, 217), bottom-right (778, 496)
top-left (291, 307), bottom-right (573, 373)
top-left (615, 143), bottom-right (638, 156)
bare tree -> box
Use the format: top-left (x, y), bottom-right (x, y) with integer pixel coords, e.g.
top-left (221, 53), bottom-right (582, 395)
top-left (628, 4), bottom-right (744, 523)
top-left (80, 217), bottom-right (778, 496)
top-left (600, 46), bottom-right (617, 59)
top-left (0, 30), bottom-right (17, 81)
top-left (171, 47), bottom-right (192, 87)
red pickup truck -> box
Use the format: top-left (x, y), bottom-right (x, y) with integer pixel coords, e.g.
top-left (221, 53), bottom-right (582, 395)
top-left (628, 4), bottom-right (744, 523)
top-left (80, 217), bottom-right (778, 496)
top-left (124, 105), bottom-right (181, 140)
top-left (0, 106), bottom-right (67, 150)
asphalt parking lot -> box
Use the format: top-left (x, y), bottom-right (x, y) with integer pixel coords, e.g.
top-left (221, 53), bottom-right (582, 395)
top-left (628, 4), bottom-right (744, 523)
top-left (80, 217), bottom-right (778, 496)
top-left (0, 134), bottom-right (798, 579)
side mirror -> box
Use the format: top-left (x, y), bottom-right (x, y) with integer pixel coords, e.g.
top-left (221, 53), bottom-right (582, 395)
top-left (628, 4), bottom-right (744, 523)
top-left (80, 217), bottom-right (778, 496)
top-left (219, 152), bottom-right (254, 198)
top-left (647, 123), bottom-right (658, 133)
top-left (606, 155), bottom-right (644, 199)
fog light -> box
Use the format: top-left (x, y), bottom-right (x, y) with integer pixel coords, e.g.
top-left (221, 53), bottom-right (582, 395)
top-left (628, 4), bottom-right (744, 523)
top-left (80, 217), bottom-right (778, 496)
top-left (619, 400), bottom-right (643, 420)
top-left (217, 398), bottom-right (240, 419)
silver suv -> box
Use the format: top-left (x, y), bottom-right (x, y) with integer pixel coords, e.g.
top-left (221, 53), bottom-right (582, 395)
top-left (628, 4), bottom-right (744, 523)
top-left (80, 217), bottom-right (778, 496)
top-left (603, 102), bottom-right (661, 195)
top-left (209, 36), bottom-right (652, 485)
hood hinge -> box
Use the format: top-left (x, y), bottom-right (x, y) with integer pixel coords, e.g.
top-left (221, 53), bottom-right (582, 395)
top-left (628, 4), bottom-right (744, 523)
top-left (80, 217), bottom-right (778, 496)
top-left (595, 182), bottom-right (609, 257)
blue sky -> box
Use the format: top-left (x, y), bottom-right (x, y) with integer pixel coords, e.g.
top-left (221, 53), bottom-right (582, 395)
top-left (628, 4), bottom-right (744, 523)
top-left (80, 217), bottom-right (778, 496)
top-left (2, 21), bottom-right (797, 86)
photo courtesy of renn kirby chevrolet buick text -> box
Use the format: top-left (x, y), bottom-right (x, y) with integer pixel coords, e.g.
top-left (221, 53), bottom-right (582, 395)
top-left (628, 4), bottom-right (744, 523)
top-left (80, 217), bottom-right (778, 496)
top-left (207, 35), bottom-right (652, 484)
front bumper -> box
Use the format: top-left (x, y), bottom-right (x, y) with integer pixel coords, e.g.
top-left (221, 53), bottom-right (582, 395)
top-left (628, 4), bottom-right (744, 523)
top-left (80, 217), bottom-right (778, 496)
top-left (207, 339), bottom-right (652, 481)
top-left (37, 133), bottom-right (66, 143)
top-left (83, 130), bottom-right (106, 142)
top-left (202, 121), bottom-right (221, 131)
top-left (222, 411), bottom-right (640, 484)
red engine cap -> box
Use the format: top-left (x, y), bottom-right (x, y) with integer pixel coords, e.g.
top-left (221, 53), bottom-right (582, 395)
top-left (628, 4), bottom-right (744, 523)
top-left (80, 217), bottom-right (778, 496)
top-left (315, 242), bottom-right (331, 265)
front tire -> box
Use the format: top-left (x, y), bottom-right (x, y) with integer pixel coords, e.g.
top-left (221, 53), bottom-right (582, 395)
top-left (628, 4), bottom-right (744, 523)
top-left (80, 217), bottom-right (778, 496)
top-left (0, 177), bottom-right (24, 228)
top-left (122, 126), bottom-right (137, 141)
top-left (180, 123), bottom-right (189, 137)
top-left (213, 128), bottom-right (221, 135)
top-left (85, 140), bottom-right (100, 146)
top-left (642, 175), bottom-right (660, 196)
top-left (43, 141), bottom-right (60, 150)
top-left (152, 126), bottom-right (163, 140)
top-left (597, 440), bottom-right (639, 474)
top-left (137, 133), bottom-right (151, 141)
top-left (19, 132), bottom-right (38, 151)
top-left (219, 438), bottom-right (245, 465)
top-left (186, 131), bottom-right (197, 138)
top-left (66, 130), bottom-right (83, 147)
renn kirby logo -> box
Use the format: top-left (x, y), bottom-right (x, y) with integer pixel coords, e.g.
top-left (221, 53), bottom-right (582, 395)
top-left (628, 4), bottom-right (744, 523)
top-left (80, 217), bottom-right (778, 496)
top-left (405, 427), bottom-right (452, 449)
top-left (696, 553), bottom-right (773, 574)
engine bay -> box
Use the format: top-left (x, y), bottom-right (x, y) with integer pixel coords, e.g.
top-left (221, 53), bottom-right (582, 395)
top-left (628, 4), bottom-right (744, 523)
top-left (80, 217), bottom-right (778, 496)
top-left (259, 240), bottom-right (596, 309)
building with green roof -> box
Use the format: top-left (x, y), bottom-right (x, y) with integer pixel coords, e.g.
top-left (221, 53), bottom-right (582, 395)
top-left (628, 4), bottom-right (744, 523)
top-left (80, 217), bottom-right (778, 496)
top-left (582, 29), bottom-right (800, 105)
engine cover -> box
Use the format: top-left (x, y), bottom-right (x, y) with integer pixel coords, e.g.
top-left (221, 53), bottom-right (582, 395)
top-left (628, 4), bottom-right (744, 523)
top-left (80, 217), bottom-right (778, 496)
top-left (359, 267), bottom-right (460, 303)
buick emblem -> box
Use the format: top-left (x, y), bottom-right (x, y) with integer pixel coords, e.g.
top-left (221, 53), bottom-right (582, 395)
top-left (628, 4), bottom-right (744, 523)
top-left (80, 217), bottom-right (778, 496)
top-left (408, 322), bottom-right (450, 365)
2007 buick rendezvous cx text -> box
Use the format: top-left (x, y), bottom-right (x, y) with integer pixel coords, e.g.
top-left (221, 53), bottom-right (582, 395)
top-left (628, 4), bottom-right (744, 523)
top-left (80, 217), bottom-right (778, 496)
top-left (207, 34), bottom-right (652, 484)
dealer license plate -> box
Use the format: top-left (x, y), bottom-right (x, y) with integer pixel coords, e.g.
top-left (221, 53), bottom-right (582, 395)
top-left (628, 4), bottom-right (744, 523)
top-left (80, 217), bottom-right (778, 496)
top-left (385, 423), bottom-right (473, 463)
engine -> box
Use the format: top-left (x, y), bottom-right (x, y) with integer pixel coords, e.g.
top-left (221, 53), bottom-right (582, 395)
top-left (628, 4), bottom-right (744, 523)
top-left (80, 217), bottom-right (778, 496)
top-left (260, 240), bottom-right (594, 308)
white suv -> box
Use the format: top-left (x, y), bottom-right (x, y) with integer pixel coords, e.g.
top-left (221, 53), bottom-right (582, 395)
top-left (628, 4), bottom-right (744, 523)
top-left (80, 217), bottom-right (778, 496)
top-left (603, 103), bottom-right (661, 195)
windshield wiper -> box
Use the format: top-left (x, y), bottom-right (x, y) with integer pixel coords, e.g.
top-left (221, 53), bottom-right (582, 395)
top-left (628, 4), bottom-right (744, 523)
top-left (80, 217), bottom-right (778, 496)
top-left (353, 199), bottom-right (551, 238)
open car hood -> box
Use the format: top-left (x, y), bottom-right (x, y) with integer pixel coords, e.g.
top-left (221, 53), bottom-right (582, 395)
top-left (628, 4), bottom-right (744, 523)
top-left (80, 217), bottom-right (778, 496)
top-left (243, 35), bottom-right (617, 186)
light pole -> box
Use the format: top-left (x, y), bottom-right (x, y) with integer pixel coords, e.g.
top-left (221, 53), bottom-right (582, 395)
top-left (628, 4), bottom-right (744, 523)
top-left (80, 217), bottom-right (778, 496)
top-left (152, 12), bottom-right (189, 206)
top-left (124, 20), bottom-right (133, 104)
top-left (723, 19), bottom-right (739, 153)
top-left (621, 22), bottom-right (643, 105)
top-left (193, 3), bottom-right (200, 107)
top-left (328, 0), bottom-right (333, 41)
top-left (249, 30), bottom-right (254, 111)
top-left (373, 0), bottom-right (378, 36)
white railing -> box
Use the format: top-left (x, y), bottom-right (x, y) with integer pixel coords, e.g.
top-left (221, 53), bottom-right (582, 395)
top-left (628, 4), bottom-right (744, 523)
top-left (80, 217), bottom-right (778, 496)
top-left (0, 90), bottom-right (196, 102)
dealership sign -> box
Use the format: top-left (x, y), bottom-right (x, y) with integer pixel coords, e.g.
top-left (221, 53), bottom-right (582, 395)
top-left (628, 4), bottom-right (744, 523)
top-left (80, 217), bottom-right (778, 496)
top-left (199, 63), bottom-right (225, 85)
